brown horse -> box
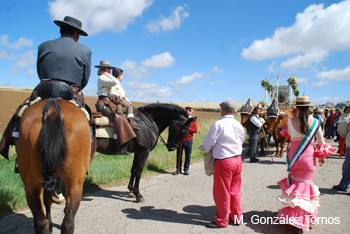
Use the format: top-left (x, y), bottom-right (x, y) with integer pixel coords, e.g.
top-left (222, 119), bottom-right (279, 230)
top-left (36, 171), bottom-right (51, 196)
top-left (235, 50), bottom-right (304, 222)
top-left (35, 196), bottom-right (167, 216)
top-left (265, 112), bottom-right (289, 157)
top-left (17, 98), bottom-right (92, 234)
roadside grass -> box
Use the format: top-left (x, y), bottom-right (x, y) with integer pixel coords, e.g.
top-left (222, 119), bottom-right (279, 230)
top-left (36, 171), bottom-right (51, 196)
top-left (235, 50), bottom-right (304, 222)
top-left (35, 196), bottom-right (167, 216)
top-left (0, 119), bottom-right (214, 216)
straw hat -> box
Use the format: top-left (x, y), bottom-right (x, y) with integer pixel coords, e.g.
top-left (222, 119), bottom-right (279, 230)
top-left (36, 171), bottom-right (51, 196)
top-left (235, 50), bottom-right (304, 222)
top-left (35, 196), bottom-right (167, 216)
top-left (295, 96), bottom-right (312, 107)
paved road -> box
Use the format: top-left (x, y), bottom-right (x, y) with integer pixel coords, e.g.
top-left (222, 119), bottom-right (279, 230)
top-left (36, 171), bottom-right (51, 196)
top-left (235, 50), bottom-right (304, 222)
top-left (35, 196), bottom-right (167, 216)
top-left (0, 149), bottom-right (349, 234)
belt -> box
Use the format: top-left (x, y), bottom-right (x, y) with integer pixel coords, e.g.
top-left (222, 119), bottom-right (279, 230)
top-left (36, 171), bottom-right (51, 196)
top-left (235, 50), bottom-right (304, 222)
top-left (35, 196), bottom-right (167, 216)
top-left (214, 155), bottom-right (240, 161)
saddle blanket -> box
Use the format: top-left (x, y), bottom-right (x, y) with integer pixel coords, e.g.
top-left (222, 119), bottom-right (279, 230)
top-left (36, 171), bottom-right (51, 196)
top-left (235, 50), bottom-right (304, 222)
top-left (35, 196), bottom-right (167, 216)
top-left (96, 126), bottom-right (117, 139)
top-left (18, 97), bottom-right (90, 120)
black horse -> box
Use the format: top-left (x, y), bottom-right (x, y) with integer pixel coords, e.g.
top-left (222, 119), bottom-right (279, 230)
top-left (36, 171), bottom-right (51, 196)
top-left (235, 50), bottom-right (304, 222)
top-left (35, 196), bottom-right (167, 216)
top-left (96, 103), bottom-right (195, 202)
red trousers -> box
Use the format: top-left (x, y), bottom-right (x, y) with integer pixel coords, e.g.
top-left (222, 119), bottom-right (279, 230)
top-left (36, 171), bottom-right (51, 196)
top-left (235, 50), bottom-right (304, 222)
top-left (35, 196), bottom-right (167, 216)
top-left (213, 156), bottom-right (242, 227)
top-left (338, 137), bottom-right (346, 156)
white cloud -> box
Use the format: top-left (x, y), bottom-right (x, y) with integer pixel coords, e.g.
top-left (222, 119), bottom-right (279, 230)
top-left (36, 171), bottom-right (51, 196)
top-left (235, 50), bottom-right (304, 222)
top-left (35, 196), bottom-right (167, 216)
top-left (312, 80), bottom-right (329, 87)
top-left (127, 81), bottom-right (173, 100)
top-left (10, 37), bottom-right (33, 50)
top-left (120, 60), bottom-right (148, 79)
top-left (0, 51), bottom-right (12, 59)
top-left (280, 50), bottom-right (328, 70)
top-left (0, 34), bottom-right (33, 50)
top-left (0, 34), bottom-right (9, 47)
top-left (315, 96), bottom-right (341, 103)
top-left (141, 52), bottom-right (175, 68)
top-left (297, 77), bottom-right (308, 84)
top-left (146, 5), bottom-right (189, 32)
top-left (317, 66), bottom-right (350, 81)
top-left (121, 52), bottom-right (175, 79)
top-left (175, 72), bottom-right (203, 85)
top-left (210, 66), bottom-right (223, 74)
top-left (242, 1), bottom-right (350, 68)
top-left (49, 0), bottom-right (152, 34)
top-left (11, 50), bottom-right (36, 76)
top-left (0, 35), bottom-right (35, 77)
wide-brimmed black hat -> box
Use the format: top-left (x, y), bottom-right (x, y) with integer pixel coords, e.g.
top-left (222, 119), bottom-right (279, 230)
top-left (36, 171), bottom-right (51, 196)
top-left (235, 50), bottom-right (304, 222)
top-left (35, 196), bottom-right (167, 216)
top-left (95, 60), bottom-right (115, 69)
top-left (54, 16), bottom-right (88, 36)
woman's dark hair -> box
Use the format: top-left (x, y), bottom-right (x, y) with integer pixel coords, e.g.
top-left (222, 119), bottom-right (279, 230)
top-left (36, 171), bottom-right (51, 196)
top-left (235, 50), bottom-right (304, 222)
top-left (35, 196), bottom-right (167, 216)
top-left (298, 106), bottom-right (311, 135)
top-left (343, 106), bottom-right (350, 113)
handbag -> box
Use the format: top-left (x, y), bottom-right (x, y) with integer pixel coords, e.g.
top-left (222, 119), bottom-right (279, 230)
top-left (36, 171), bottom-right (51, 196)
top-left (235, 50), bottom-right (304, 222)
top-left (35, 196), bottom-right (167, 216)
top-left (204, 150), bottom-right (214, 176)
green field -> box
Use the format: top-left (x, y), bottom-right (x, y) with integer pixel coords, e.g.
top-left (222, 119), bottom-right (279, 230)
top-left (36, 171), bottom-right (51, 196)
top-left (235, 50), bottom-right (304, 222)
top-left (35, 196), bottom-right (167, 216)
top-left (0, 120), bottom-right (213, 216)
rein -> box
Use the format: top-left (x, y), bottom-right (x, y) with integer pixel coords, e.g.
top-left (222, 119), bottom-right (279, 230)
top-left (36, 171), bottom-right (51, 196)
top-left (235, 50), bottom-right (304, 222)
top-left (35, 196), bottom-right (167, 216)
top-left (158, 134), bottom-right (167, 145)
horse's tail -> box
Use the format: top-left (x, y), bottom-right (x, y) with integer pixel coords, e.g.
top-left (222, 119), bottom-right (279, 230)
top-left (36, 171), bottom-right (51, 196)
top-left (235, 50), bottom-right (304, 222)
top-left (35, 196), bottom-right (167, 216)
top-left (38, 98), bottom-right (66, 193)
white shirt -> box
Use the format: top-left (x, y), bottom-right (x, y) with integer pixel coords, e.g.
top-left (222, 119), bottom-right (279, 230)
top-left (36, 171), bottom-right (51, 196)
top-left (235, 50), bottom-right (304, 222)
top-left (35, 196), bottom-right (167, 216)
top-left (250, 114), bottom-right (265, 128)
top-left (110, 79), bottom-right (126, 98)
top-left (200, 115), bottom-right (245, 159)
top-left (97, 73), bottom-right (118, 96)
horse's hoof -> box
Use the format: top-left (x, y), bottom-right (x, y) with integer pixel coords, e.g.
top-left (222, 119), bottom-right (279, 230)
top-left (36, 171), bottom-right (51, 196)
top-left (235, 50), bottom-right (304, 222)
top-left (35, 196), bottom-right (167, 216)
top-left (128, 192), bottom-right (135, 198)
top-left (136, 196), bottom-right (145, 203)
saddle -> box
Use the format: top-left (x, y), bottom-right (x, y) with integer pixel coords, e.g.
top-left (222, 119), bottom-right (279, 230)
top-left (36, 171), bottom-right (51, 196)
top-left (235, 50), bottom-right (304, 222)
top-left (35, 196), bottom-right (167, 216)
top-left (94, 113), bottom-right (136, 145)
top-left (0, 80), bottom-right (94, 159)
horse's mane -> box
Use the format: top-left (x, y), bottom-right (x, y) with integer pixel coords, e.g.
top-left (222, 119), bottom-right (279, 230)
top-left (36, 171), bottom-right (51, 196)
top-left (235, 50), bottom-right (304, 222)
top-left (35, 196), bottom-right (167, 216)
top-left (138, 103), bottom-right (188, 118)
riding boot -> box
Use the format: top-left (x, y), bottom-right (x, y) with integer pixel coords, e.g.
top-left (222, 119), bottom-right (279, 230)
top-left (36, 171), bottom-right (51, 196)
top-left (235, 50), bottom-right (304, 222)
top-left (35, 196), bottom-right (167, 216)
top-left (0, 115), bottom-right (18, 159)
top-left (128, 117), bottom-right (140, 131)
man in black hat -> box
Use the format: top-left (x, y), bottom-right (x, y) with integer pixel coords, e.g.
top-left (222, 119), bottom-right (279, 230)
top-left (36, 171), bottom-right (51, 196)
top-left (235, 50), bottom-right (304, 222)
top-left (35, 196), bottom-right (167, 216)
top-left (0, 15), bottom-right (91, 203)
top-left (37, 15), bottom-right (91, 91)
top-left (0, 16), bottom-right (91, 204)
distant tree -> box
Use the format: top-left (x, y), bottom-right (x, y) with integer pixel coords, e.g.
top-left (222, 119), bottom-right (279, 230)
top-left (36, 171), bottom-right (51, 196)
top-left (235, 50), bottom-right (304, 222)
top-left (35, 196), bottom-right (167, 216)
top-left (287, 75), bottom-right (299, 97)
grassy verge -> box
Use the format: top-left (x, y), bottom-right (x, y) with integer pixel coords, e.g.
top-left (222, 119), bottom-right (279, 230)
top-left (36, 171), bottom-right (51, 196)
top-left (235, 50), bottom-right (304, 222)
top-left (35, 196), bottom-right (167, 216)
top-left (0, 119), bottom-right (214, 216)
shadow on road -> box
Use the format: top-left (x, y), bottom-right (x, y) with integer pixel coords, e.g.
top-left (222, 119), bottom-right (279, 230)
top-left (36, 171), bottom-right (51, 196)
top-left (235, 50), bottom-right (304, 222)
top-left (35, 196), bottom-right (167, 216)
top-left (267, 185), bottom-right (280, 190)
top-left (0, 212), bottom-right (34, 233)
top-left (146, 163), bottom-right (172, 174)
top-left (258, 160), bottom-right (286, 165)
top-left (319, 187), bottom-right (349, 196)
top-left (121, 205), bottom-right (215, 226)
top-left (243, 210), bottom-right (293, 234)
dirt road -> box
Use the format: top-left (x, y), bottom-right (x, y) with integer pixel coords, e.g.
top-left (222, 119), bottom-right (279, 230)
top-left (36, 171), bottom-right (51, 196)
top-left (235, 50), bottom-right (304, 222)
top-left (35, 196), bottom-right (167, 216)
top-left (0, 150), bottom-right (349, 234)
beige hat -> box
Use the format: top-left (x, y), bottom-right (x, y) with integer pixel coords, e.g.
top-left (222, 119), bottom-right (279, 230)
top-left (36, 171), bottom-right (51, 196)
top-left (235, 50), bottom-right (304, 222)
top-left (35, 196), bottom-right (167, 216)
top-left (295, 96), bottom-right (312, 107)
top-left (220, 100), bottom-right (236, 112)
top-left (95, 60), bottom-right (115, 69)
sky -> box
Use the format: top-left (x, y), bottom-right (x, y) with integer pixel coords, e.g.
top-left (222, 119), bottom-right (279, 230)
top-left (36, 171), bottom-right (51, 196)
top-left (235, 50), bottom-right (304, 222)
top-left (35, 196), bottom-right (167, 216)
top-left (1, 0), bottom-right (350, 105)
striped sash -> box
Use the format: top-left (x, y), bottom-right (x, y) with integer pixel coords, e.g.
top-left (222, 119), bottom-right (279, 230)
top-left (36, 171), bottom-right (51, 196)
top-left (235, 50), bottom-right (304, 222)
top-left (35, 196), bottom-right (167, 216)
top-left (286, 118), bottom-right (320, 185)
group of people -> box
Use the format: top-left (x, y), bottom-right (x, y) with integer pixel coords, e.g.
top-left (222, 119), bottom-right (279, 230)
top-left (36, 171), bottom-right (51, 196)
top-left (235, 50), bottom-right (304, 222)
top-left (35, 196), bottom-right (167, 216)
top-left (199, 96), bottom-right (336, 233)
top-left (0, 15), bottom-right (347, 233)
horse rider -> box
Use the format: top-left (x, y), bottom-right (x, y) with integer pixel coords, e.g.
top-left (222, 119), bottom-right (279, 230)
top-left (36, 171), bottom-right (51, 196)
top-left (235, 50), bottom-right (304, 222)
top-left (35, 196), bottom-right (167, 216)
top-left (248, 103), bottom-right (265, 163)
top-left (95, 61), bottom-right (139, 131)
top-left (112, 67), bottom-right (139, 130)
top-left (0, 16), bottom-right (91, 202)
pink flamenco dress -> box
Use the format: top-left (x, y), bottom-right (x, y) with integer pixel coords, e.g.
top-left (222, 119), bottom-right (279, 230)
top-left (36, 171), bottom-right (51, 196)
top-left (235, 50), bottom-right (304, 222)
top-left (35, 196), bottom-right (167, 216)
top-left (277, 118), bottom-right (335, 231)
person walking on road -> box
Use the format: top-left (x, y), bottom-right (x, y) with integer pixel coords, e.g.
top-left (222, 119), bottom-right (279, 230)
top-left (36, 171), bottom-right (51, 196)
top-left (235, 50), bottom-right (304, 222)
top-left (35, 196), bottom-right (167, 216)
top-left (199, 100), bottom-right (245, 229)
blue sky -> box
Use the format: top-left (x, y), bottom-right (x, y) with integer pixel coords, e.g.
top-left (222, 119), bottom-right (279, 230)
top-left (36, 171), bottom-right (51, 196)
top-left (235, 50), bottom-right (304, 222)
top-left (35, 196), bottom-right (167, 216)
top-left (1, 0), bottom-right (350, 104)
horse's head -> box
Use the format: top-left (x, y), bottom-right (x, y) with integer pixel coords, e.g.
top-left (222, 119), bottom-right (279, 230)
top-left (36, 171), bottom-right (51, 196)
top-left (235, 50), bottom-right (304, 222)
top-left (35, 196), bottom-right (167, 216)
top-left (265, 116), bottom-right (278, 133)
top-left (240, 113), bottom-right (251, 128)
top-left (165, 116), bottom-right (196, 151)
